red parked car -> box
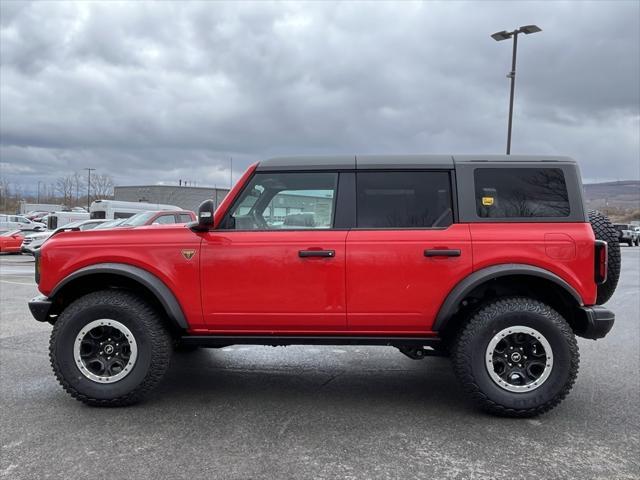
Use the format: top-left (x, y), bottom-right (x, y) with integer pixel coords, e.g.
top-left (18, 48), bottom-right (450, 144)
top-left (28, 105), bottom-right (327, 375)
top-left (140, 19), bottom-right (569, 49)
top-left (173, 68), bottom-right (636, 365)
top-left (28, 155), bottom-right (620, 416)
top-left (0, 230), bottom-right (24, 253)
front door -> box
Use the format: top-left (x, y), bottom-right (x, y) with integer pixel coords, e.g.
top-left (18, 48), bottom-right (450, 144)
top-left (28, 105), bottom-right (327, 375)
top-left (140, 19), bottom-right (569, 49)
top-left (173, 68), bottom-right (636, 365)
top-left (201, 171), bottom-right (347, 333)
top-left (346, 170), bottom-right (473, 333)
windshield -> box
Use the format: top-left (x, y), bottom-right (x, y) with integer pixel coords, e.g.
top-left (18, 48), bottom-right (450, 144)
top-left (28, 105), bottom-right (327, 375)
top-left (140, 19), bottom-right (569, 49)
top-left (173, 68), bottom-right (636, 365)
top-left (94, 219), bottom-right (125, 229)
top-left (120, 211), bottom-right (156, 227)
top-left (56, 220), bottom-right (84, 231)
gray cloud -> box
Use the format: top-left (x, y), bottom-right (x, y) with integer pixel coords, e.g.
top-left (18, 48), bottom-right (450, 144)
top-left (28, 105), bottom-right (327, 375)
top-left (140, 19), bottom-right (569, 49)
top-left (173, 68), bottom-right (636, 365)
top-left (1, 1), bottom-right (638, 193)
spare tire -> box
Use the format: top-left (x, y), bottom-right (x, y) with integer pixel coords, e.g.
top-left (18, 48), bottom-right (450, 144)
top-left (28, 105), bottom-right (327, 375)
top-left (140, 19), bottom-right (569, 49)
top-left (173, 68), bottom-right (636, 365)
top-left (588, 210), bottom-right (621, 304)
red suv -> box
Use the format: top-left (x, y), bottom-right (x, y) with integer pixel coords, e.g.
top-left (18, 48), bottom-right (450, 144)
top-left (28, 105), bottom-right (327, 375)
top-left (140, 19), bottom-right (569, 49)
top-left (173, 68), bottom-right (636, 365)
top-left (29, 155), bottom-right (620, 416)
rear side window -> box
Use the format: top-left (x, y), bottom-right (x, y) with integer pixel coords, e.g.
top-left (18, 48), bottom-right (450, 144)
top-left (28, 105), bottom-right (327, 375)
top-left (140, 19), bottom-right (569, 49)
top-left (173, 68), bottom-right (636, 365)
top-left (178, 214), bottom-right (192, 223)
top-left (356, 171), bottom-right (453, 228)
top-left (475, 168), bottom-right (570, 218)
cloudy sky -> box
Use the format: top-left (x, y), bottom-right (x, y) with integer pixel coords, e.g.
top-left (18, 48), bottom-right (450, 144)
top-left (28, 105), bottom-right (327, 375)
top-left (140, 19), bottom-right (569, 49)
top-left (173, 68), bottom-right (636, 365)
top-left (1, 1), bottom-right (639, 194)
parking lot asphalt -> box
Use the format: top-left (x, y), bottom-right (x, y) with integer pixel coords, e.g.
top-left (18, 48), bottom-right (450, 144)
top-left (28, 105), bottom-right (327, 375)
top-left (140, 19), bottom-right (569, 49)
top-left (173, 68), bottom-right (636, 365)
top-left (1, 249), bottom-right (639, 480)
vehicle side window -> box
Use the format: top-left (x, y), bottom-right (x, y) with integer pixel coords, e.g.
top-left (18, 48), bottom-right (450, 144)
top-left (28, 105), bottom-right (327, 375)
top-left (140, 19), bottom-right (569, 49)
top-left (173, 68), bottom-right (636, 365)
top-left (356, 171), bottom-right (453, 228)
top-left (114, 212), bottom-right (134, 219)
top-left (153, 215), bottom-right (176, 225)
top-left (224, 172), bottom-right (338, 230)
top-left (178, 214), bottom-right (192, 223)
top-left (474, 168), bottom-right (570, 218)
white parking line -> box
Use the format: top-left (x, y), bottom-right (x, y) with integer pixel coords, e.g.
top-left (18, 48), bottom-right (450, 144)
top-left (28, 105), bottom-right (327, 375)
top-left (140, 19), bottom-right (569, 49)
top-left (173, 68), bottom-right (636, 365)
top-left (0, 280), bottom-right (35, 286)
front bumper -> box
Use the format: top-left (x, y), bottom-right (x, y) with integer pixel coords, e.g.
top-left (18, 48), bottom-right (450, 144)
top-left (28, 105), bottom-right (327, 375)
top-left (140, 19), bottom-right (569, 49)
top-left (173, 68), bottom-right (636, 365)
top-left (29, 295), bottom-right (52, 323)
top-left (576, 305), bottom-right (615, 340)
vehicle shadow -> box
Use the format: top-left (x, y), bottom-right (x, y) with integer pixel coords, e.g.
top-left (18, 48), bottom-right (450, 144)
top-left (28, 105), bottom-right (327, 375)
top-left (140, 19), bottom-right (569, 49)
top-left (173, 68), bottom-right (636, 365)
top-left (151, 347), bottom-right (475, 416)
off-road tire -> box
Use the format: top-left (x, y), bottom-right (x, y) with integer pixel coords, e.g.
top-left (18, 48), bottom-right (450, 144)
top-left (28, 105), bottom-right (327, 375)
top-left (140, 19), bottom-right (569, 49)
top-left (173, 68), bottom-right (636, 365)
top-left (588, 210), bottom-right (621, 304)
top-left (50, 290), bottom-right (173, 407)
top-left (452, 297), bottom-right (579, 417)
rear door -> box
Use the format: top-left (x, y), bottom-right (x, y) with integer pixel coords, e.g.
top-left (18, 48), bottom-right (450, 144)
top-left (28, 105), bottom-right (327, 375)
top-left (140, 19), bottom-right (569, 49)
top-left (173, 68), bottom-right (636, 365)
top-left (346, 170), bottom-right (472, 333)
top-left (200, 170), bottom-right (348, 332)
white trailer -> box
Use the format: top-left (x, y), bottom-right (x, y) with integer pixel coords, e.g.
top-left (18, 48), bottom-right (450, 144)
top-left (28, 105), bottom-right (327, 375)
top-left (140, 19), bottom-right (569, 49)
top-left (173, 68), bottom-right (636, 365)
top-left (47, 211), bottom-right (90, 230)
top-left (89, 200), bottom-right (181, 220)
top-left (19, 202), bottom-right (66, 215)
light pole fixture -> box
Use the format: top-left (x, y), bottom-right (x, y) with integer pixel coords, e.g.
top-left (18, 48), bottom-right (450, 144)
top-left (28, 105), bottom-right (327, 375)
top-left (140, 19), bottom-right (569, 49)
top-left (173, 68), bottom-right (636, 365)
top-left (491, 25), bottom-right (542, 154)
top-left (84, 168), bottom-right (95, 211)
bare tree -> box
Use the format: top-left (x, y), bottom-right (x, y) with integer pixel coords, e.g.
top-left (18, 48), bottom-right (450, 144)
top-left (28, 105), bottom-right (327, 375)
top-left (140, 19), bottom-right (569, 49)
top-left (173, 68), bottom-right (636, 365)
top-left (56, 175), bottom-right (74, 206)
top-left (72, 171), bottom-right (85, 206)
top-left (92, 174), bottom-right (114, 200)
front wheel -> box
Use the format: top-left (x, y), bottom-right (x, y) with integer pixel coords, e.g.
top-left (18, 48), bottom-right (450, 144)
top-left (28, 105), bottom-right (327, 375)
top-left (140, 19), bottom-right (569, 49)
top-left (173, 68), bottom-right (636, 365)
top-left (50, 290), bottom-right (173, 406)
top-left (452, 297), bottom-right (579, 417)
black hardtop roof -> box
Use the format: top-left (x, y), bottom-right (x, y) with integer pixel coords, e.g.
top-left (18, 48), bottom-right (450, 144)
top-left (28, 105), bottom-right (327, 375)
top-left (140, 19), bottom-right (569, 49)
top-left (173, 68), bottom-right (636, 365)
top-left (256, 154), bottom-right (575, 171)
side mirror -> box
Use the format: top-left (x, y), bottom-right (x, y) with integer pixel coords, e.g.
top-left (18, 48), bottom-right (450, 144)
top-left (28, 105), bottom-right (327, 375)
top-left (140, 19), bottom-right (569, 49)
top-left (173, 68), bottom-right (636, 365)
top-left (190, 199), bottom-right (215, 232)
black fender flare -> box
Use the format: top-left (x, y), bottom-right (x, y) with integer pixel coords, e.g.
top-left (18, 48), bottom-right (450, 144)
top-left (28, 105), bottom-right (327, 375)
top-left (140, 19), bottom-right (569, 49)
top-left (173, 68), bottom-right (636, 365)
top-left (50, 263), bottom-right (188, 329)
top-left (433, 264), bottom-right (583, 332)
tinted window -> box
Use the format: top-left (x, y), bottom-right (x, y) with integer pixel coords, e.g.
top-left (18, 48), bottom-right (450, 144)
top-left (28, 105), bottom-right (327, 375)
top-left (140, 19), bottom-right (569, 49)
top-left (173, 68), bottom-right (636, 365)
top-left (114, 212), bottom-right (135, 219)
top-left (356, 171), bottom-right (453, 228)
top-left (225, 172), bottom-right (338, 230)
top-left (475, 168), bottom-right (570, 218)
top-left (178, 214), bottom-right (192, 223)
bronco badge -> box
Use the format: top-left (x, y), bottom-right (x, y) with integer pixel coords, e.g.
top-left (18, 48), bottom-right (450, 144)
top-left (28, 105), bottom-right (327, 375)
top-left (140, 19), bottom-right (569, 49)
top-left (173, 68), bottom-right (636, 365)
top-left (181, 249), bottom-right (196, 260)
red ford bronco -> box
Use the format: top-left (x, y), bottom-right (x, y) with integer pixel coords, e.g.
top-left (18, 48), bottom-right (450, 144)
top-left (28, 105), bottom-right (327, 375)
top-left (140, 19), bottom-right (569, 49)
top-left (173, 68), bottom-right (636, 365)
top-left (29, 155), bottom-right (620, 416)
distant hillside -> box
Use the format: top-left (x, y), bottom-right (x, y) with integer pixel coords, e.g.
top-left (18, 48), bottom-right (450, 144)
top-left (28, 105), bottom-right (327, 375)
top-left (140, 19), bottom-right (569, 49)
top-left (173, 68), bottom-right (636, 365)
top-left (584, 180), bottom-right (640, 211)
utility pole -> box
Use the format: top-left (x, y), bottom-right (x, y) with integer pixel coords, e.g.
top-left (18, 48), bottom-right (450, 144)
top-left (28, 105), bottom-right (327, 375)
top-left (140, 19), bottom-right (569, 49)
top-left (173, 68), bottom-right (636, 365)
top-left (84, 168), bottom-right (95, 211)
top-left (37, 181), bottom-right (42, 203)
top-left (491, 25), bottom-right (542, 154)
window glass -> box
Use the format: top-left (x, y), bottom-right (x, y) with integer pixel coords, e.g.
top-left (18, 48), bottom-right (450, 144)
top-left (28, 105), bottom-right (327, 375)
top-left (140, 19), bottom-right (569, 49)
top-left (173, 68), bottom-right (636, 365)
top-left (120, 211), bottom-right (155, 226)
top-left (474, 168), bottom-right (570, 218)
top-left (153, 215), bottom-right (176, 225)
top-left (178, 214), bottom-right (193, 223)
top-left (80, 222), bottom-right (101, 231)
top-left (226, 172), bottom-right (338, 230)
top-left (356, 171), bottom-right (453, 228)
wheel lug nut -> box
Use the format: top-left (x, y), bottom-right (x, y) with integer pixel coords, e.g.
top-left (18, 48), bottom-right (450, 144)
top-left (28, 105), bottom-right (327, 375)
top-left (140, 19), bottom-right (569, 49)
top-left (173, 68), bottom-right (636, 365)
top-left (518, 364), bottom-right (522, 367)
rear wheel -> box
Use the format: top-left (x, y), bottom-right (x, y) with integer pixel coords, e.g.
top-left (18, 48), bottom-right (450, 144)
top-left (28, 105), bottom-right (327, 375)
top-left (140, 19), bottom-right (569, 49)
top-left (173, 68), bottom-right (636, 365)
top-left (50, 290), bottom-right (173, 406)
top-left (452, 297), bottom-right (579, 417)
top-left (588, 210), bottom-right (621, 304)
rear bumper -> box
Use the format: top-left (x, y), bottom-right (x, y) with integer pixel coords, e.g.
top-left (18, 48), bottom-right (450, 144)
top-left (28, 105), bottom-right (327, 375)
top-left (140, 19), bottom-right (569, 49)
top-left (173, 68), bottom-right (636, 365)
top-left (28, 295), bottom-right (52, 323)
top-left (576, 305), bottom-right (615, 340)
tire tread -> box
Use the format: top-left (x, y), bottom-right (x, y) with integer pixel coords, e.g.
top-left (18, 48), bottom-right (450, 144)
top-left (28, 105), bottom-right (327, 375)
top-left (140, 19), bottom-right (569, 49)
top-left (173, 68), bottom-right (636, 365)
top-left (452, 297), bottom-right (579, 417)
top-left (49, 290), bottom-right (172, 407)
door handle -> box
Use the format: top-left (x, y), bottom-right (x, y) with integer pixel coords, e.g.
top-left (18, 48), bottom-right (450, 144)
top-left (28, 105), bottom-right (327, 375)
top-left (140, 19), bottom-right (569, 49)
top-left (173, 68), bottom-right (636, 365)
top-left (424, 249), bottom-right (461, 257)
top-left (299, 249), bottom-right (335, 258)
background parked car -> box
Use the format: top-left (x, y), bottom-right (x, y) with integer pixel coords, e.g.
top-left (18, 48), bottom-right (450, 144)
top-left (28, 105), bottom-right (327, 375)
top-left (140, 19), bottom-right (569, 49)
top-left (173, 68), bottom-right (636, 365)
top-left (93, 219), bottom-right (126, 230)
top-left (631, 226), bottom-right (640, 246)
top-left (117, 210), bottom-right (196, 227)
top-left (21, 219), bottom-right (106, 255)
top-left (0, 214), bottom-right (46, 233)
top-left (0, 230), bottom-right (25, 253)
top-left (614, 223), bottom-right (638, 246)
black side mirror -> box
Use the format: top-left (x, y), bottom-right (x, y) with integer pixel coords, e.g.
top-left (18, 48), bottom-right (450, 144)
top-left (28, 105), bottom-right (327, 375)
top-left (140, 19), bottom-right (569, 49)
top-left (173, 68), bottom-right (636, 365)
top-left (190, 199), bottom-right (215, 232)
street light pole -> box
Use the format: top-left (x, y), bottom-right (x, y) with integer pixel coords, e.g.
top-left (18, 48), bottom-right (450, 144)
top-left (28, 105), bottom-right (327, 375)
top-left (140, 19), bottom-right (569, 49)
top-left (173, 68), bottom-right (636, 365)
top-left (491, 25), bottom-right (541, 155)
top-left (37, 181), bottom-right (42, 203)
top-left (506, 31), bottom-right (518, 155)
top-left (84, 168), bottom-right (95, 211)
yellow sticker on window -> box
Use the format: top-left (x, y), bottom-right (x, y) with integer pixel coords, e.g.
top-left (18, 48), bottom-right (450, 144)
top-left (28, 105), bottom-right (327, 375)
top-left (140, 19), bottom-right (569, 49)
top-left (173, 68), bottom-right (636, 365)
top-left (482, 196), bottom-right (494, 206)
